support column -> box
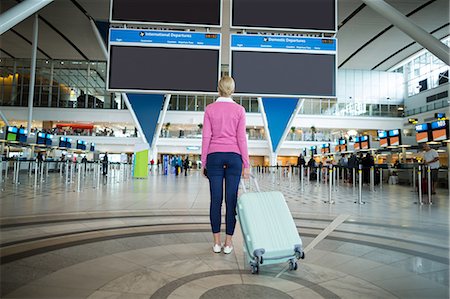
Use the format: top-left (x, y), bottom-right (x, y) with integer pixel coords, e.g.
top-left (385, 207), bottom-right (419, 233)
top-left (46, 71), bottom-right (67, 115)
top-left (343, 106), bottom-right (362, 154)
top-left (0, 0), bottom-right (53, 36)
top-left (85, 62), bottom-right (90, 108)
top-left (447, 142), bottom-right (450, 192)
top-left (257, 97), bottom-right (274, 154)
top-left (401, 147), bottom-right (407, 164)
top-left (151, 94), bottom-right (171, 150)
top-left (269, 152), bottom-right (277, 167)
top-left (0, 109), bottom-right (10, 126)
top-left (362, 0), bottom-right (450, 65)
top-left (47, 60), bottom-right (54, 107)
top-left (27, 13), bottom-right (38, 137)
top-left (11, 60), bottom-right (17, 104)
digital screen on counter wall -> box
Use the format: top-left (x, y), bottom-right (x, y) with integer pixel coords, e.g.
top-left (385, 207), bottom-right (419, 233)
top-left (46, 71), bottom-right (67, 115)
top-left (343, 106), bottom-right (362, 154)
top-left (415, 123), bottom-right (430, 143)
top-left (431, 120), bottom-right (449, 141)
top-left (388, 129), bottom-right (401, 146)
top-left (360, 136), bottom-right (369, 150)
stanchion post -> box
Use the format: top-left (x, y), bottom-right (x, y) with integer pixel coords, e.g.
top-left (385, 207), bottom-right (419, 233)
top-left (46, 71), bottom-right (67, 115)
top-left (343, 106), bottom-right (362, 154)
top-left (379, 168), bottom-right (383, 190)
top-left (427, 165), bottom-right (432, 205)
top-left (70, 161), bottom-right (74, 184)
top-left (0, 159), bottom-right (3, 183)
top-left (4, 160), bottom-right (8, 181)
top-left (13, 160), bottom-right (17, 184)
top-left (355, 164), bottom-right (365, 204)
top-left (65, 161), bottom-right (69, 184)
top-left (77, 163), bottom-right (81, 192)
top-left (40, 161), bottom-right (44, 183)
top-left (336, 166), bottom-right (339, 186)
top-left (300, 165), bottom-right (304, 191)
top-left (352, 168), bottom-right (356, 188)
top-left (92, 162), bottom-right (96, 188)
top-left (412, 167), bottom-right (416, 191)
top-left (97, 163), bottom-right (101, 188)
top-left (370, 166), bottom-right (375, 192)
top-left (417, 165), bottom-right (423, 205)
top-left (326, 165), bottom-right (334, 204)
top-left (34, 161), bottom-right (38, 187)
top-left (307, 166), bottom-right (310, 183)
top-left (16, 160), bottom-right (20, 184)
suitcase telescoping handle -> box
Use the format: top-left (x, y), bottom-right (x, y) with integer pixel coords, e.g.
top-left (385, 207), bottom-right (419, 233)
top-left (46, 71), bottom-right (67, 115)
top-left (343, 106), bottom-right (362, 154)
top-left (240, 173), bottom-right (261, 193)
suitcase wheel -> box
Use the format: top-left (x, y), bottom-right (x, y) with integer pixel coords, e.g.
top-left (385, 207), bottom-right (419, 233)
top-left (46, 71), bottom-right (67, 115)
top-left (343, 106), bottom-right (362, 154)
top-left (289, 260), bottom-right (298, 271)
top-left (251, 265), bottom-right (259, 274)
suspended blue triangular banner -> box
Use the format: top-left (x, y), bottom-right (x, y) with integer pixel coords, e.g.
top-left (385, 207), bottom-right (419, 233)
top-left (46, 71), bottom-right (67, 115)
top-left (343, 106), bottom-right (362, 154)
top-left (126, 94), bottom-right (165, 145)
top-left (262, 98), bottom-right (298, 152)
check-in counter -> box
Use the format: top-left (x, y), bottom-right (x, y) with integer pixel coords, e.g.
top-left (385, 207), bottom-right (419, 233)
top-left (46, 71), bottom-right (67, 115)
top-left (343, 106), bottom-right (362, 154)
top-left (389, 163), bottom-right (419, 185)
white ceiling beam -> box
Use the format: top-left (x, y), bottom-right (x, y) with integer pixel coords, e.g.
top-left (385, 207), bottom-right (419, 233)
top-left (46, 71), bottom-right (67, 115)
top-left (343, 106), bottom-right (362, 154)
top-left (0, 0), bottom-right (54, 36)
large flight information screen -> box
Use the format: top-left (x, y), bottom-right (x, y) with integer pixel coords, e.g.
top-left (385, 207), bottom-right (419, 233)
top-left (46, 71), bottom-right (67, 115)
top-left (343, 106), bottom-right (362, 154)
top-left (230, 35), bottom-right (336, 97)
top-left (107, 29), bottom-right (221, 94)
top-left (232, 0), bottom-right (336, 32)
top-left (111, 0), bottom-right (221, 27)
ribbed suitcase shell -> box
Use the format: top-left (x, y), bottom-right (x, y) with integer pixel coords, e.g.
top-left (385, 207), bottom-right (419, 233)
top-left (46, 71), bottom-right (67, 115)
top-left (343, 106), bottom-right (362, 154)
top-left (237, 191), bottom-right (302, 266)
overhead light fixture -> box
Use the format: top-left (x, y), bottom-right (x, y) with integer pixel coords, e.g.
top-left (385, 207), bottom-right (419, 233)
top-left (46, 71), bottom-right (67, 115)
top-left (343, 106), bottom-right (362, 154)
top-left (398, 107), bottom-right (404, 111)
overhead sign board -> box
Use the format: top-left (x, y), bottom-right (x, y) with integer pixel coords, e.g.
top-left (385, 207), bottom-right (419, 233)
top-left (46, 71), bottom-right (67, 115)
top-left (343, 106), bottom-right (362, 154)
top-left (230, 34), bottom-right (336, 97)
top-left (107, 29), bottom-right (221, 94)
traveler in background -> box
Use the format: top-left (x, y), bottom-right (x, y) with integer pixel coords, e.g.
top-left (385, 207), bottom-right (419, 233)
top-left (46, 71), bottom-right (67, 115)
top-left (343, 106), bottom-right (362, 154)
top-left (339, 154), bottom-right (348, 181)
top-left (37, 151), bottom-right (44, 165)
top-left (347, 153), bottom-right (357, 184)
top-left (422, 143), bottom-right (440, 194)
top-left (102, 152), bottom-right (108, 175)
top-left (201, 76), bottom-right (250, 255)
top-left (183, 156), bottom-right (190, 176)
top-left (81, 156), bottom-right (88, 173)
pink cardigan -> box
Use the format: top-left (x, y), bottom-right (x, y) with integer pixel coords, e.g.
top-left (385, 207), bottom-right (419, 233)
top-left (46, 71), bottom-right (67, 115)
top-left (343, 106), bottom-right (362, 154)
top-left (201, 97), bottom-right (250, 168)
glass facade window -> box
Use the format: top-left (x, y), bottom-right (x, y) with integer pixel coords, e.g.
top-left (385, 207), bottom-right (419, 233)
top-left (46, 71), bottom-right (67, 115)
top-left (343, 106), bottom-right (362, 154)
top-left (393, 37), bottom-right (449, 97)
top-left (0, 58), bottom-right (126, 109)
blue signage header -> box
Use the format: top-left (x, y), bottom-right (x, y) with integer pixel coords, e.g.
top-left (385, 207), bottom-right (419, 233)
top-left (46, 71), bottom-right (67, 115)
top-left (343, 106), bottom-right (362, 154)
top-left (415, 123), bottom-right (429, 132)
top-left (110, 29), bottom-right (221, 47)
top-left (378, 131), bottom-right (388, 138)
top-left (431, 120), bottom-right (447, 130)
top-left (388, 129), bottom-right (400, 137)
top-left (230, 34), bottom-right (336, 52)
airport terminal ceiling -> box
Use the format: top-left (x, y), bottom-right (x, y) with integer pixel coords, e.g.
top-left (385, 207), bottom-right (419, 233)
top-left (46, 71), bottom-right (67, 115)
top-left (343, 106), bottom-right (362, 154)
top-left (0, 0), bottom-right (449, 71)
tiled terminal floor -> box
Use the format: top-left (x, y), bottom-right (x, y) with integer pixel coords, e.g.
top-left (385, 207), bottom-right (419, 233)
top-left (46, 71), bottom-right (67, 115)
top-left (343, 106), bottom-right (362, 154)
top-left (0, 169), bottom-right (449, 298)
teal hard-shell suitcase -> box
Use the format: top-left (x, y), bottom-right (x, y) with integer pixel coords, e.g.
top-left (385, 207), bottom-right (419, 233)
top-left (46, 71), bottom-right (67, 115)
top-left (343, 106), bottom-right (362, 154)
top-left (238, 176), bottom-right (304, 274)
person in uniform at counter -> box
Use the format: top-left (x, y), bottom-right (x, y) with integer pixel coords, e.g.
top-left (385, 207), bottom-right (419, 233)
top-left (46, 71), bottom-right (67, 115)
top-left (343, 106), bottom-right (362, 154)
top-left (421, 143), bottom-right (440, 194)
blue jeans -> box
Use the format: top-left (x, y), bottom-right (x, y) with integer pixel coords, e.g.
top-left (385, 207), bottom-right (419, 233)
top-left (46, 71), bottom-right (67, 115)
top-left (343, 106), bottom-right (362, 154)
top-left (206, 152), bottom-right (243, 236)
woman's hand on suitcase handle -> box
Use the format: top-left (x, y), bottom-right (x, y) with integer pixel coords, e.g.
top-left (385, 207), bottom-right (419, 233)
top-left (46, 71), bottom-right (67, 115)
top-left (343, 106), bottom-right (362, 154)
top-left (243, 167), bottom-right (250, 179)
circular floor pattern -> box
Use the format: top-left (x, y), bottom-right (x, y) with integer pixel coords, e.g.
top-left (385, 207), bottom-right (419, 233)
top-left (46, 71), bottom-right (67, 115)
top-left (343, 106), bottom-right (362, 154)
top-left (199, 284), bottom-right (292, 299)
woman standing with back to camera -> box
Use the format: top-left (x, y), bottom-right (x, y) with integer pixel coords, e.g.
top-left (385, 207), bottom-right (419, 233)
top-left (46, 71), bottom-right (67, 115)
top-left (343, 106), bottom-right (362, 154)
top-left (201, 76), bottom-right (250, 254)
